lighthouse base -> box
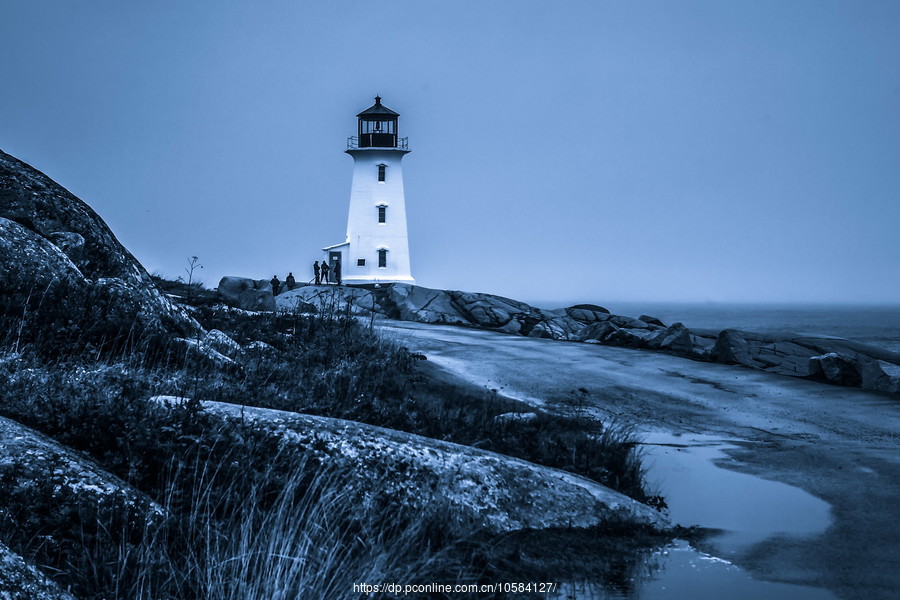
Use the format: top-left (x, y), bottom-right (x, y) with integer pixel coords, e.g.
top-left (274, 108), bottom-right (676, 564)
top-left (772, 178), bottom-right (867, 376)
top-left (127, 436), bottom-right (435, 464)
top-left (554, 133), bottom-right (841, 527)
top-left (341, 275), bottom-right (415, 286)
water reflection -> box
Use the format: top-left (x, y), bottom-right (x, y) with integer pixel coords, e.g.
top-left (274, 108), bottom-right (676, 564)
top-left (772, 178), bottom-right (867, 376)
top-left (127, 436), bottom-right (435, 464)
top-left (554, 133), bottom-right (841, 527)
top-left (641, 432), bottom-right (831, 556)
top-left (549, 541), bottom-right (838, 600)
top-left (544, 431), bottom-right (838, 599)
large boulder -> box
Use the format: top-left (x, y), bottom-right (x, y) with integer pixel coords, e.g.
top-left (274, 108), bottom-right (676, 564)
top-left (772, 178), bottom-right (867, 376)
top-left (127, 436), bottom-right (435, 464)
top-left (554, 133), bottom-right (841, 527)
top-left (385, 283), bottom-right (468, 324)
top-left (859, 358), bottom-right (900, 394)
top-left (158, 398), bottom-right (669, 535)
top-left (448, 290), bottom-right (531, 330)
top-left (217, 276), bottom-right (276, 312)
top-left (808, 352), bottom-right (862, 386)
top-left (712, 329), bottom-right (758, 366)
top-left (0, 149), bottom-right (198, 337)
top-left (0, 416), bottom-right (162, 595)
top-left (657, 323), bottom-right (694, 355)
top-left (0, 416), bottom-right (162, 517)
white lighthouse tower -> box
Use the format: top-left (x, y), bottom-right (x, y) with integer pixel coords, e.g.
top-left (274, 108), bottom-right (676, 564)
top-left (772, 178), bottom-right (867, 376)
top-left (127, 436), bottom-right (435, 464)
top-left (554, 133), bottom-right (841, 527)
top-left (323, 96), bottom-right (414, 284)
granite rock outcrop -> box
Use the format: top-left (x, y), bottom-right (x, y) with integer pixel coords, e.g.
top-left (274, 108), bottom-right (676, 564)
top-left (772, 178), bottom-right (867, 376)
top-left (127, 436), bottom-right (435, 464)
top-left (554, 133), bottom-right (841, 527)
top-left (0, 149), bottom-right (198, 338)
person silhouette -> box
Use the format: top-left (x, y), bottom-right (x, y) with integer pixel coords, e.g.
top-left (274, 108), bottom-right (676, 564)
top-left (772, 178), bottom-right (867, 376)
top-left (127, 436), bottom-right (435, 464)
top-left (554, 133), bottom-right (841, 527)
top-left (321, 261), bottom-right (330, 284)
top-left (333, 259), bottom-right (342, 285)
top-left (270, 275), bottom-right (281, 296)
top-left (286, 272), bottom-right (296, 290)
top-left (313, 261), bottom-right (321, 285)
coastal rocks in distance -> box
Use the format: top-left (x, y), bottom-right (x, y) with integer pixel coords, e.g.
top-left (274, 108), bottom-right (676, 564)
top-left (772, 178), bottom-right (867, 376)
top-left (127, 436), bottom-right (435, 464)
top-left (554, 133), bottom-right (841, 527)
top-left (808, 352), bottom-right (862, 386)
top-left (212, 275), bottom-right (900, 396)
top-left (377, 284), bottom-right (586, 339)
top-left (713, 329), bottom-right (900, 394)
top-left (169, 398), bottom-right (669, 535)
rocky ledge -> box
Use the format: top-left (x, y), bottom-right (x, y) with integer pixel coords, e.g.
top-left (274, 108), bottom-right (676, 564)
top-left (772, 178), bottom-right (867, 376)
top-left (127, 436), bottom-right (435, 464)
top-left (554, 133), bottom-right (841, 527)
top-left (215, 280), bottom-right (900, 396)
top-left (152, 396), bottom-right (669, 534)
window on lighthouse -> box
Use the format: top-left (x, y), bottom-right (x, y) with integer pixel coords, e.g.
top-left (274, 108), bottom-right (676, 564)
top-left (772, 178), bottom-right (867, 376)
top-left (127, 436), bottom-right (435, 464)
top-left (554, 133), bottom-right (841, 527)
top-left (378, 249), bottom-right (387, 268)
top-left (377, 164), bottom-right (386, 182)
top-left (378, 205), bottom-right (386, 223)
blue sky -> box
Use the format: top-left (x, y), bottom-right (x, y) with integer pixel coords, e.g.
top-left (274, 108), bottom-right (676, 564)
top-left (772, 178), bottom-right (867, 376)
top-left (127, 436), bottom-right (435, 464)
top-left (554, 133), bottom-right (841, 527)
top-left (2, 1), bottom-right (898, 305)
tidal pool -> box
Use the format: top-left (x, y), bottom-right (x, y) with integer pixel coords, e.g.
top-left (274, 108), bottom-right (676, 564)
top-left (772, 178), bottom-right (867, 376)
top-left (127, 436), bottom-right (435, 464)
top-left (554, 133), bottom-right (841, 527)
top-left (550, 431), bottom-right (838, 599)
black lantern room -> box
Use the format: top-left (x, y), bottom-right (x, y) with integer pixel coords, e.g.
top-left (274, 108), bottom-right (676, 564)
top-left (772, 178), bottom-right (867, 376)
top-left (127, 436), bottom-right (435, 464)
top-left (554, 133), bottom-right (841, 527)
top-left (356, 96), bottom-right (400, 148)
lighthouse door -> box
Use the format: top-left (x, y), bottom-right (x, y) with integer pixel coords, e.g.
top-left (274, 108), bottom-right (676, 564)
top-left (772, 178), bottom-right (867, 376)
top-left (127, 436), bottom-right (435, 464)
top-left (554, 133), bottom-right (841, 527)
top-left (329, 252), bottom-right (342, 269)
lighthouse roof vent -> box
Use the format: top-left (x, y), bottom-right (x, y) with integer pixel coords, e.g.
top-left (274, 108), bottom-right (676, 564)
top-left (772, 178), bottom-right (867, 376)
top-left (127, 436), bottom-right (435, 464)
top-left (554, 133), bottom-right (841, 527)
top-left (357, 95), bottom-right (399, 117)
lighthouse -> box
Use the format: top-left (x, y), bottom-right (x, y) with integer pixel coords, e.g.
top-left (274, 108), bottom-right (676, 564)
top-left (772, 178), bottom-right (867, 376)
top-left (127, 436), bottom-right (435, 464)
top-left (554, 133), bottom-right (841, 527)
top-left (323, 96), bottom-right (414, 284)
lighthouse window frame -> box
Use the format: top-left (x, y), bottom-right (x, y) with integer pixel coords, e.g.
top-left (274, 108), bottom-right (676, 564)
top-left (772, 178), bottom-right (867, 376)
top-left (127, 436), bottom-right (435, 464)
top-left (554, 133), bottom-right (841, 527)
top-left (377, 204), bottom-right (387, 224)
top-left (377, 164), bottom-right (386, 182)
top-left (378, 248), bottom-right (387, 268)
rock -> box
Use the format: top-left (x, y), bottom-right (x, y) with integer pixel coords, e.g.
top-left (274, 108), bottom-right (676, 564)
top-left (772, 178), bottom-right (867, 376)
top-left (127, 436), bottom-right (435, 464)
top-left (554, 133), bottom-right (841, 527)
top-left (46, 231), bottom-right (85, 263)
top-left (859, 358), bottom-right (900, 394)
top-left (638, 314), bottom-right (666, 327)
top-left (609, 315), bottom-right (650, 329)
top-left (0, 541), bottom-right (76, 600)
top-left (0, 217), bottom-right (87, 289)
top-left (658, 323), bottom-right (694, 355)
top-left (0, 152), bottom-right (199, 340)
top-left (577, 321), bottom-right (620, 343)
top-left (0, 150), bottom-right (199, 337)
top-left (527, 318), bottom-right (570, 340)
top-left (569, 303), bottom-right (610, 314)
top-left (239, 287), bottom-right (276, 311)
top-left (385, 283), bottom-right (468, 324)
top-left (687, 334), bottom-right (716, 360)
top-left (245, 340), bottom-right (275, 353)
top-left (217, 276), bottom-right (276, 311)
top-left (712, 329), bottom-right (758, 367)
top-left (276, 285), bottom-right (378, 316)
top-left (610, 328), bottom-right (656, 348)
top-left (203, 329), bottom-right (243, 360)
top-left (492, 412), bottom-right (539, 424)
top-left (0, 416), bottom-right (163, 598)
top-left (0, 415), bottom-right (163, 537)
top-left (217, 276), bottom-right (255, 303)
top-left (448, 290), bottom-right (530, 330)
top-left (161, 397), bottom-right (669, 534)
top-left (643, 327), bottom-right (670, 349)
top-left (176, 337), bottom-right (240, 371)
top-left (809, 353), bottom-right (862, 386)
top-left (565, 306), bottom-right (613, 323)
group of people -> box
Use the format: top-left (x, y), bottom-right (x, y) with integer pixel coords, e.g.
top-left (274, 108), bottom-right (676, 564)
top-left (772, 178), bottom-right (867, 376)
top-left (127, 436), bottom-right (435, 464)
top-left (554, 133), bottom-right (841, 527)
top-left (269, 259), bottom-right (341, 296)
top-left (269, 272), bottom-right (296, 296)
top-left (313, 259), bottom-right (341, 286)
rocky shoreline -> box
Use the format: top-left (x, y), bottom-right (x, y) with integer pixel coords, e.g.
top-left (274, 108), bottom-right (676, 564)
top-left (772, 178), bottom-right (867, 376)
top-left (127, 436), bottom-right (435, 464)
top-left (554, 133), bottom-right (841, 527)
top-left (218, 278), bottom-right (900, 396)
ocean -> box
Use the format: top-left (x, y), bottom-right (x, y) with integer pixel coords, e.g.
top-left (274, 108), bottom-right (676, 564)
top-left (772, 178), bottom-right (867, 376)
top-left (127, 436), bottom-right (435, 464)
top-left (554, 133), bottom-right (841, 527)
top-left (546, 302), bottom-right (900, 354)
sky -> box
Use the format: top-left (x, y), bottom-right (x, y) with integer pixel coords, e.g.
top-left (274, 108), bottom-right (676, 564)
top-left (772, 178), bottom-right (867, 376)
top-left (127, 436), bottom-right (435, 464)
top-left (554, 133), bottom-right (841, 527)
top-left (1, 1), bottom-right (898, 306)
